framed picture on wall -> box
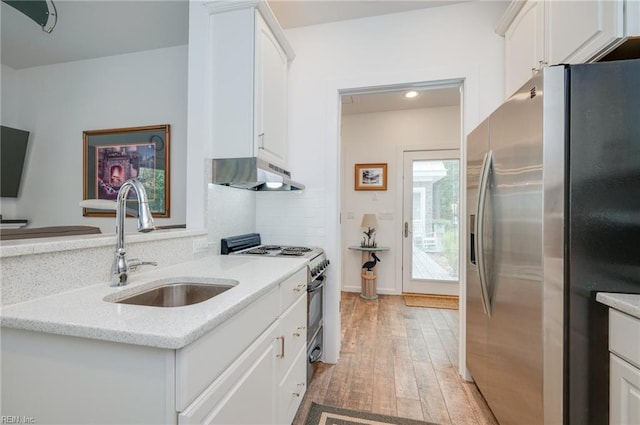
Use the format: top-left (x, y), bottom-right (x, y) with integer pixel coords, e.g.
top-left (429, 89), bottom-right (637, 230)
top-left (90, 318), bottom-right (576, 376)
top-left (82, 124), bottom-right (170, 217)
top-left (355, 163), bottom-right (387, 191)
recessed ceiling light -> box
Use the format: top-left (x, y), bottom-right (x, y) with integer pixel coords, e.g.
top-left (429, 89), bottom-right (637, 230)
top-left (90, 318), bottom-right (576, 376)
top-left (404, 90), bottom-right (420, 99)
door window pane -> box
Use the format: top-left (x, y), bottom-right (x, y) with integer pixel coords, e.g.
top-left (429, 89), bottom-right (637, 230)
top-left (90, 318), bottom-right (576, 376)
top-left (412, 160), bottom-right (459, 281)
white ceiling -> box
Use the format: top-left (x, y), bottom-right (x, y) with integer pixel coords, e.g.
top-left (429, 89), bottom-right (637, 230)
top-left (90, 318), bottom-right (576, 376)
top-left (342, 86), bottom-right (460, 115)
top-left (269, 0), bottom-right (467, 29)
top-left (1, 0), bottom-right (470, 69)
top-left (1, 0), bottom-right (189, 70)
top-left (1, 0), bottom-right (468, 113)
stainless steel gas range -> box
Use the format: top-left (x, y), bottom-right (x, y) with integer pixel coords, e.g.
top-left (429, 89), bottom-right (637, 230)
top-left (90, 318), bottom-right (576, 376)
top-left (220, 233), bottom-right (329, 384)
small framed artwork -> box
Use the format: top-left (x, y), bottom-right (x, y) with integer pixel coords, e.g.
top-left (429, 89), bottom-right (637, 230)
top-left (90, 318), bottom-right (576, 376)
top-left (355, 163), bottom-right (388, 191)
top-left (83, 124), bottom-right (170, 217)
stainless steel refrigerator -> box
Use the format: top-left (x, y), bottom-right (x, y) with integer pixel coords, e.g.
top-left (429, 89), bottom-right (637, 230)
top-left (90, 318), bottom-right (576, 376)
top-left (466, 59), bottom-right (640, 425)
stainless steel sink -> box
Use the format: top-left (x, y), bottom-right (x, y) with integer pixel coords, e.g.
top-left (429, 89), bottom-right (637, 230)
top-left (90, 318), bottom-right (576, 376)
top-left (110, 280), bottom-right (236, 307)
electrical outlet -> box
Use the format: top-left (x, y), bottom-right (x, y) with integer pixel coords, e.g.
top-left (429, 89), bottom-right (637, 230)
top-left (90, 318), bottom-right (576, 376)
top-left (193, 238), bottom-right (214, 253)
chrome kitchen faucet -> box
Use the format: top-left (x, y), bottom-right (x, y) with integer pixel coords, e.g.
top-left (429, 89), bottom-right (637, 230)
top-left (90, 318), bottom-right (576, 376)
top-left (112, 179), bottom-right (157, 286)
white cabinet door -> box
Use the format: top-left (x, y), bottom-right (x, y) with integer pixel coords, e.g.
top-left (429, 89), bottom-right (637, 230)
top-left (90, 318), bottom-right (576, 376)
top-left (278, 345), bottom-right (307, 425)
top-left (254, 11), bottom-right (288, 168)
top-left (545, 0), bottom-right (623, 64)
top-left (277, 293), bottom-right (307, 381)
top-left (504, 0), bottom-right (544, 97)
top-left (179, 322), bottom-right (279, 425)
top-left (610, 353), bottom-right (640, 425)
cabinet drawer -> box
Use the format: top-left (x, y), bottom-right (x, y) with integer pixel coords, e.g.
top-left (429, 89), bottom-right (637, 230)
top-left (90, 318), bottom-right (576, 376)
top-left (609, 309), bottom-right (640, 369)
top-left (176, 288), bottom-right (279, 411)
top-left (277, 293), bottom-right (307, 381)
top-left (279, 268), bottom-right (307, 314)
top-left (278, 345), bottom-right (307, 425)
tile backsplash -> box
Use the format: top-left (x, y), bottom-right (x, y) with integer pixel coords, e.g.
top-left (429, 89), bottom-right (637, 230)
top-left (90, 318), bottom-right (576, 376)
top-left (206, 184), bottom-right (256, 253)
top-left (256, 189), bottom-right (327, 249)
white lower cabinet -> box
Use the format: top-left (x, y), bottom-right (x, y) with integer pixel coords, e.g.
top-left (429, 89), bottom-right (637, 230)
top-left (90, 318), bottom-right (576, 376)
top-left (279, 345), bottom-right (308, 424)
top-left (180, 278), bottom-right (308, 425)
top-left (276, 294), bottom-right (308, 424)
top-left (610, 353), bottom-right (640, 425)
top-left (608, 308), bottom-right (640, 425)
top-left (179, 322), bottom-right (280, 425)
top-left (0, 268), bottom-right (308, 425)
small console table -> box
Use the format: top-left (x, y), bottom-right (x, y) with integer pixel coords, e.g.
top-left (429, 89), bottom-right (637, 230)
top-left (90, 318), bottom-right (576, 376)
top-left (348, 246), bottom-right (390, 300)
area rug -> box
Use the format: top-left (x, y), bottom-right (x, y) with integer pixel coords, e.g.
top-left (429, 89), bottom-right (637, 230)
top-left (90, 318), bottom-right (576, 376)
top-left (305, 402), bottom-right (438, 425)
top-left (402, 294), bottom-right (459, 310)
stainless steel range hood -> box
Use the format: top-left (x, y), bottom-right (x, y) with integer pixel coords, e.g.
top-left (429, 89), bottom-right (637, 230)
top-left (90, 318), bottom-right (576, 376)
top-left (211, 157), bottom-right (305, 191)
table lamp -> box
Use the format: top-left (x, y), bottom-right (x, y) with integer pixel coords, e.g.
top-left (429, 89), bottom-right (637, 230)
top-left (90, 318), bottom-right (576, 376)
top-left (360, 213), bottom-right (379, 248)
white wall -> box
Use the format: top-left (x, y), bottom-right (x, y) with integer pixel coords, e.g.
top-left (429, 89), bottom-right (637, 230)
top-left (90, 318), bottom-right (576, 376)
top-left (341, 106), bottom-right (460, 294)
top-left (1, 46), bottom-right (188, 233)
top-left (259, 1), bottom-right (506, 364)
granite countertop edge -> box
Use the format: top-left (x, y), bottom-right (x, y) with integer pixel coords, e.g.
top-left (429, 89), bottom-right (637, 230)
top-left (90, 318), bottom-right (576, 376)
top-left (596, 292), bottom-right (640, 320)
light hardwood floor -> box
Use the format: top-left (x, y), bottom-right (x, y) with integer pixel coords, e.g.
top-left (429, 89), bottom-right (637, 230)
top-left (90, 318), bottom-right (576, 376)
top-left (293, 292), bottom-right (499, 425)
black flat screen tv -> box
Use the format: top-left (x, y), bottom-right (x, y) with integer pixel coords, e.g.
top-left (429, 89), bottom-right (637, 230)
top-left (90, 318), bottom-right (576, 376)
top-left (1, 125), bottom-right (30, 198)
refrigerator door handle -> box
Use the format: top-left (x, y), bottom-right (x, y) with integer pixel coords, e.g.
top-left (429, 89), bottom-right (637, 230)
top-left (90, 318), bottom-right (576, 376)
top-left (475, 150), bottom-right (493, 317)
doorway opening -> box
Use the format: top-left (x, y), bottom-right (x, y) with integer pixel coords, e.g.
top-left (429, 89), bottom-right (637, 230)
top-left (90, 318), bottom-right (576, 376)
top-left (339, 81), bottom-right (463, 298)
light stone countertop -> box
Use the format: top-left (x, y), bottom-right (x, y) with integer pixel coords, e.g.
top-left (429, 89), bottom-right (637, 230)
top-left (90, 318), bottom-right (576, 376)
top-left (0, 254), bottom-right (307, 349)
top-left (596, 292), bottom-right (640, 320)
top-left (0, 228), bottom-right (207, 258)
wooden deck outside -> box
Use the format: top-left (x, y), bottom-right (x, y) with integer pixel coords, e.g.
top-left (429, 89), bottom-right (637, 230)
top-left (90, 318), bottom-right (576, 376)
top-left (412, 248), bottom-right (456, 281)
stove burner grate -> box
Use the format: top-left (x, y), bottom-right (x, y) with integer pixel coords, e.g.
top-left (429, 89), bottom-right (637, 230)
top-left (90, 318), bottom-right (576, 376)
top-left (279, 251), bottom-right (305, 256)
top-left (281, 247), bottom-right (312, 254)
top-left (262, 245), bottom-right (282, 250)
top-left (245, 248), bottom-right (268, 255)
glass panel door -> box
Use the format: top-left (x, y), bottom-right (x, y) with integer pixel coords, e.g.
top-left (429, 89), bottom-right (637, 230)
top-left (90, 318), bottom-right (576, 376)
top-left (403, 151), bottom-right (460, 294)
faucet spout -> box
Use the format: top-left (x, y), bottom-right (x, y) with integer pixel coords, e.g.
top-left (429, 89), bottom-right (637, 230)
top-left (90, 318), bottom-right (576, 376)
top-left (111, 179), bottom-right (156, 286)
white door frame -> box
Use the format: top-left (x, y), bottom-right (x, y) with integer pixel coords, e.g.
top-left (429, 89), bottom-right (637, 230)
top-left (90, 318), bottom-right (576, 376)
top-left (328, 65), bottom-right (479, 381)
top-left (401, 149), bottom-right (461, 295)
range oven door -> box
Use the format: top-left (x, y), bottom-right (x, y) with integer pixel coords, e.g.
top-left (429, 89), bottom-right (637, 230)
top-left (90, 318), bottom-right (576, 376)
top-left (307, 276), bottom-right (324, 345)
top-left (307, 326), bottom-right (323, 385)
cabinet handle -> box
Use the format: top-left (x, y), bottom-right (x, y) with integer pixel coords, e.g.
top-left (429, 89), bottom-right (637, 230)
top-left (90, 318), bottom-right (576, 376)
top-left (404, 222), bottom-right (409, 238)
top-left (258, 132), bottom-right (265, 149)
top-left (293, 325), bottom-right (306, 337)
top-left (292, 383), bottom-right (305, 397)
top-left (293, 283), bottom-right (305, 293)
top-left (277, 336), bottom-right (285, 358)
top-left (532, 60), bottom-right (549, 75)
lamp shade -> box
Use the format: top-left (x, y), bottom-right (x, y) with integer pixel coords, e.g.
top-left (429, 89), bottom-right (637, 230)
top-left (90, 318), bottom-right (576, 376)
top-left (361, 213), bottom-right (379, 229)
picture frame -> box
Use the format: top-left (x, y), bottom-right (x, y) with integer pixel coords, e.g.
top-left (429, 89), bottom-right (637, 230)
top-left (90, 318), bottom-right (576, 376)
top-left (355, 163), bottom-right (388, 191)
top-left (83, 124), bottom-right (170, 218)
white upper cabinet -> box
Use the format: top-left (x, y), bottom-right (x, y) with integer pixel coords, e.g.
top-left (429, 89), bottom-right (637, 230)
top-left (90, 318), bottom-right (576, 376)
top-left (255, 12), bottom-right (289, 167)
top-left (499, 0), bottom-right (635, 98)
top-left (545, 0), bottom-right (622, 65)
top-left (504, 0), bottom-right (544, 99)
top-left (207, 1), bottom-right (294, 170)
